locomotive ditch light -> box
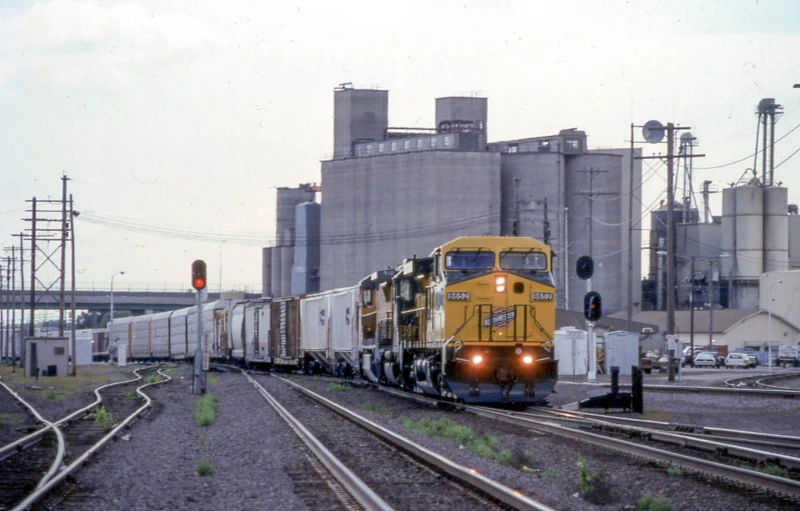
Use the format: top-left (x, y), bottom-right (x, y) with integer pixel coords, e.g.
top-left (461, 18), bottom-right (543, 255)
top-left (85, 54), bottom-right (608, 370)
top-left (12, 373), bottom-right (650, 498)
top-left (472, 354), bottom-right (483, 365)
top-left (495, 275), bottom-right (507, 293)
top-left (522, 355), bottom-right (533, 364)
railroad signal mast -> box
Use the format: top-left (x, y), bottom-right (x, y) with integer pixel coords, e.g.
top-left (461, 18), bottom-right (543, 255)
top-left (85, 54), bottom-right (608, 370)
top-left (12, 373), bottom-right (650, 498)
top-left (192, 260), bottom-right (207, 395)
top-left (577, 256), bottom-right (601, 382)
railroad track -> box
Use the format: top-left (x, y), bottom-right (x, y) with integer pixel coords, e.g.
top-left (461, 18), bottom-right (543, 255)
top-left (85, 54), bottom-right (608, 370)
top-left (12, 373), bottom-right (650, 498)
top-left (467, 405), bottom-right (800, 503)
top-left (0, 365), bottom-right (172, 511)
top-left (237, 368), bottom-right (555, 510)
top-left (530, 408), bottom-right (800, 452)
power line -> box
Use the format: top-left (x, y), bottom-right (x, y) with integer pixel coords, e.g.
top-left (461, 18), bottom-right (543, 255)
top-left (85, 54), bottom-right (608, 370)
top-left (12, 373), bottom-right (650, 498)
top-left (694, 120), bottom-right (800, 170)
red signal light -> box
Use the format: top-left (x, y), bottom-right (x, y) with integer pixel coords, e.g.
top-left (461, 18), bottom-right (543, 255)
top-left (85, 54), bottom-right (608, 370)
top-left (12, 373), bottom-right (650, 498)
top-left (191, 260), bottom-right (207, 291)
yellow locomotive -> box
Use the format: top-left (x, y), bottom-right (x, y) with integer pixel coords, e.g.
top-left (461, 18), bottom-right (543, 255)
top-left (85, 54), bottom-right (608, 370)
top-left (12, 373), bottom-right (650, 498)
top-left (359, 236), bottom-right (558, 405)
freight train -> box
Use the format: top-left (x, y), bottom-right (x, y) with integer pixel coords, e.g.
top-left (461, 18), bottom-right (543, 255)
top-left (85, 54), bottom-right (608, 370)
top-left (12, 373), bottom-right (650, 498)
top-left (110, 236), bottom-right (558, 405)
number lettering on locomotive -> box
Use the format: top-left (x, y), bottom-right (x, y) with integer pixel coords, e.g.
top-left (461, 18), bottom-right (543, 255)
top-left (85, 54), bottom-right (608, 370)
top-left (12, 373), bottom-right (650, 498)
top-left (530, 292), bottom-right (554, 301)
top-left (446, 292), bottom-right (470, 301)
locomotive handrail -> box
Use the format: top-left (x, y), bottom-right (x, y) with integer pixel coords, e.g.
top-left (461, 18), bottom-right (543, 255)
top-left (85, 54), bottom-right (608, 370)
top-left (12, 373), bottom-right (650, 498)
top-left (440, 310), bottom-right (478, 375)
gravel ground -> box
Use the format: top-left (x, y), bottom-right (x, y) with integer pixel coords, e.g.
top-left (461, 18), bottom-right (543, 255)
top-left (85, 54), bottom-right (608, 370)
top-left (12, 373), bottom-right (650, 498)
top-left (3, 365), bottom-right (799, 510)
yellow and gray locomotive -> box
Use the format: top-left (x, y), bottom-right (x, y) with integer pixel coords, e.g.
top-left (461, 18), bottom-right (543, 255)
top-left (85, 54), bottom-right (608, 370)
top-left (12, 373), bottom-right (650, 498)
top-left (359, 236), bottom-right (558, 405)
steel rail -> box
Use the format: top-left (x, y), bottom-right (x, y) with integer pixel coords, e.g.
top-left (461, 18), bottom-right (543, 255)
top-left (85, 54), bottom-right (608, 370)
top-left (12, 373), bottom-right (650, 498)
top-left (518, 409), bottom-right (800, 470)
top-left (466, 406), bottom-right (800, 502)
top-left (534, 408), bottom-right (800, 451)
top-left (0, 378), bottom-right (66, 491)
top-left (239, 370), bottom-right (392, 511)
top-left (0, 365), bottom-right (160, 460)
top-left (581, 380), bottom-right (800, 398)
top-left (12, 366), bottom-right (171, 511)
top-left (276, 376), bottom-right (556, 511)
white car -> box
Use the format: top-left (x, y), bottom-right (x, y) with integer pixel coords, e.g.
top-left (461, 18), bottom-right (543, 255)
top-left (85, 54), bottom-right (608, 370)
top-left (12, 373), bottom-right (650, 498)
top-left (725, 352), bottom-right (750, 368)
top-left (693, 352), bottom-right (719, 368)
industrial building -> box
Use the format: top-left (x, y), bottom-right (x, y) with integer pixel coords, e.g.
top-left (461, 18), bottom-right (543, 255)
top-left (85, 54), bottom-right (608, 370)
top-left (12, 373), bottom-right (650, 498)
top-left (264, 84), bottom-right (642, 314)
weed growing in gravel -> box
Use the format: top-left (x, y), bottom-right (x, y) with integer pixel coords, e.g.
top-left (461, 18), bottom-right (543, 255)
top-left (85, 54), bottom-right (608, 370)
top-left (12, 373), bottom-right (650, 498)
top-left (193, 393), bottom-right (218, 427)
top-left (577, 456), bottom-right (589, 495)
top-left (88, 406), bottom-right (116, 428)
top-left (206, 373), bottom-right (219, 385)
top-left (328, 383), bottom-right (350, 392)
top-left (199, 435), bottom-right (206, 446)
top-left (759, 464), bottom-right (789, 478)
top-left (124, 391), bottom-right (137, 401)
top-left (542, 468), bottom-right (558, 478)
top-left (399, 417), bottom-right (502, 461)
top-left (145, 376), bottom-right (160, 384)
top-left (357, 403), bottom-right (390, 416)
top-left (45, 390), bottom-right (59, 400)
top-left (196, 457), bottom-right (215, 476)
top-left (666, 465), bottom-right (682, 477)
top-left (636, 492), bottom-right (672, 511)
top-left (576, 455), bottom-right (612, 504)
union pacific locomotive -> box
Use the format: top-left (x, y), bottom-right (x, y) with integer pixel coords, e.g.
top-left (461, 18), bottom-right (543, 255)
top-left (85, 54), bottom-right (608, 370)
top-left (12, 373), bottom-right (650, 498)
top-left (110, 236), bottom-right (558, 405)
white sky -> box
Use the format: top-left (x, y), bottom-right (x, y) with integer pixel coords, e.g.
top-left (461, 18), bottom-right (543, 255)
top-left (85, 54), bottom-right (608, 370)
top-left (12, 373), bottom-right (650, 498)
top-left (1, 0), bottom-right (799, 293)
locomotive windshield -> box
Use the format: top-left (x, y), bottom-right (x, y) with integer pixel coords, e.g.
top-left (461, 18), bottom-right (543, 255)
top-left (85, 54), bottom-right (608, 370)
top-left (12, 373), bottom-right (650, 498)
top-left (445, 250), bottom-right (495, 270)
top-left (499, 251), bottom-right (547, 270)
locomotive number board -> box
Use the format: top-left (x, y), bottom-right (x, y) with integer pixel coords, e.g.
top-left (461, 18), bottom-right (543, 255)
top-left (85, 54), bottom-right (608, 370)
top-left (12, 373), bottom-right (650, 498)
top-left (447, 292), bottom-right (470, 301)
top-left (530, 292), bottom-right (554, 301)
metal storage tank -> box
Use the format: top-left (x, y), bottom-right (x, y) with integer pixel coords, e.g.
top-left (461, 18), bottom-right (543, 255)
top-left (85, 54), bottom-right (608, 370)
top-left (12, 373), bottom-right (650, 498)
top-left (764, 187), bottom-right (789, 272)
top-left (270, 247), bottom-right (282, 298)
top-left (280, 245), bottom-right (294, 298)
top-left (262, 247), bottom-right (272, 297)
top-left (291, 202), bottom-right (321, 296)
top-left (734, 184), bottom-right (764, 278)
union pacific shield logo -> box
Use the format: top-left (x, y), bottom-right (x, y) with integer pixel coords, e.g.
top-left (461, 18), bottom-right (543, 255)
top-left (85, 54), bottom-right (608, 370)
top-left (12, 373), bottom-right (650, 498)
top-left (483, 308), bottom-right (515, 329)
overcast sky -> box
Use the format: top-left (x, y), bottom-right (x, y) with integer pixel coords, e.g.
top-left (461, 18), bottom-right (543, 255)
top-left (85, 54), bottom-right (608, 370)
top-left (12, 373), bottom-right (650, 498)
top-left (1, 0), bottom-right (799, 296)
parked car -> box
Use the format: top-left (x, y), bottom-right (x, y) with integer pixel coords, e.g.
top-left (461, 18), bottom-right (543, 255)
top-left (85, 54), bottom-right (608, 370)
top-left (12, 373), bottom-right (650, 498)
top-left (733, 348), bottom-right (758, 368)
top-left (693, 352), bottom-right (719, 368)
top-left (681, 346), bottom-right (705, 367)
top-left (725, 352), bottom-right (751, 368)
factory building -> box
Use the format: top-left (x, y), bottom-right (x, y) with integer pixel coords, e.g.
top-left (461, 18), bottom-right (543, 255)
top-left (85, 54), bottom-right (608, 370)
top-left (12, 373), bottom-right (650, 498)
top-left (644, 181), bottom-right (796, 313)
top-left (264, 85), bottom-right (642, 315)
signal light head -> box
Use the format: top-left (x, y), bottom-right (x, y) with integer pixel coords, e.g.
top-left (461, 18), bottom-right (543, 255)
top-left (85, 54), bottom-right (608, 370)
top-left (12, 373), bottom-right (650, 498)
top-left (191, 260), bottom-right (207, 291)
top-left (495, 275), bottom-right (506, 293)
top-left (472, 354), bottom-right (483, 365)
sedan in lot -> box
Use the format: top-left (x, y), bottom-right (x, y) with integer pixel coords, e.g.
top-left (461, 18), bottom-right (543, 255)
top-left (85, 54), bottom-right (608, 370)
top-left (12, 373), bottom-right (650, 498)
top-left (693, 352), bottom-right (719, 368)
top-left (725, 352), bottom-right (751, 368)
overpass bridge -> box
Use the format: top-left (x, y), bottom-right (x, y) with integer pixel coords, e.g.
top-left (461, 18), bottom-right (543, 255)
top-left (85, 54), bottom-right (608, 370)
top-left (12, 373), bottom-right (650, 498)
top-left (0, 288), bottom-right (263, 313)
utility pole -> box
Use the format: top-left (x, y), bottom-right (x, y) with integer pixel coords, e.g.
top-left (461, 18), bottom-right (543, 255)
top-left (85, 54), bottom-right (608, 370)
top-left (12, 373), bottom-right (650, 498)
top-left (59, 175), bottom-right (68, 336)
top-left (627, 124), bottom-right (635, 332)
top-left (24, 176), bottom-right (73, 342)
top-left (70, 194), bottom-right (77, 376)
top-left (689, 256), bottom-right (695, 367)
top-left (576, 167), bottom-right (610, 258)
top-left (512, 175), bottom-right (521, 236)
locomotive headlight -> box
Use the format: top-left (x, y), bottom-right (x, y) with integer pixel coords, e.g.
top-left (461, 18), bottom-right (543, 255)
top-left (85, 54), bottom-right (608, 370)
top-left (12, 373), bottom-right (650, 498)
top-left (522, 355), bottom-right (533, 364)
top-left (495, 275), bottom-right (507, 293)
top-left (472, 354), bottom-right (483, 365)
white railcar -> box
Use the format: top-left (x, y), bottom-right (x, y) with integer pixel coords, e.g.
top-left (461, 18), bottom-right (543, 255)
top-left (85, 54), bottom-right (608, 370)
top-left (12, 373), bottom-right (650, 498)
top-left (243, 299), bottom-right (271, 366)
top-left (169, 308), bottom-right (190, 359)
top-left (149, 311), bottom-right (172, 359)
top-left (300, 286), bottom-right (359, 372)
top-left (228, 301), bottom-right (247, 360)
